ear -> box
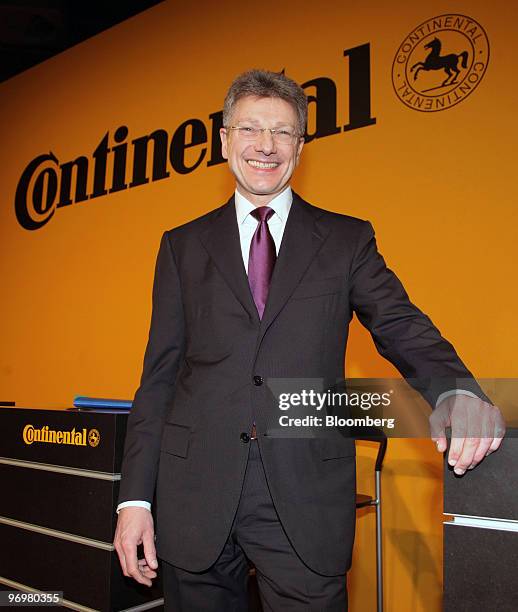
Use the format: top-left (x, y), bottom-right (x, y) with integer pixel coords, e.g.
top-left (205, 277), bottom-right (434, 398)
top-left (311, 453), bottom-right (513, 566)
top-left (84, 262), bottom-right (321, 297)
top-left (220, 127), bottom-right (229, 160)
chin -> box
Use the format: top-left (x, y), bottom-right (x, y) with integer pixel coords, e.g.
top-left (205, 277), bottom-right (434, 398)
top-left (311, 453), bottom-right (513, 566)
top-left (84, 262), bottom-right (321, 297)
top-left (250, 181), bottom-right (282, 194)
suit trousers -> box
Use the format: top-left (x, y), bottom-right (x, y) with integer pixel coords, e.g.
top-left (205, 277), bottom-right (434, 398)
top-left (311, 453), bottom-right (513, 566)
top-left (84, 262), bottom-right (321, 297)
top-left (161, 439), bottom-right (348, 611)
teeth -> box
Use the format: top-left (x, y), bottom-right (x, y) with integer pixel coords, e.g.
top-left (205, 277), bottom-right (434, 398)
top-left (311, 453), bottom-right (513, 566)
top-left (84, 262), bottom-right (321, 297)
top-left (247, 160), bottom-right (279, 169)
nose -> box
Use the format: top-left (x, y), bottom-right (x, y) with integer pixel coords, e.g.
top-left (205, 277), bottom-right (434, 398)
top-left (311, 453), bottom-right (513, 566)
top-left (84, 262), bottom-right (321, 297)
top-left (254, 129), bottom-right (276, 155)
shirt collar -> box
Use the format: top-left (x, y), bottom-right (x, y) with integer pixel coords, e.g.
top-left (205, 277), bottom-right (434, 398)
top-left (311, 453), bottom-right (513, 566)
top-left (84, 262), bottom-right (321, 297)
top-left (234, 186), bottom-right (292, 225)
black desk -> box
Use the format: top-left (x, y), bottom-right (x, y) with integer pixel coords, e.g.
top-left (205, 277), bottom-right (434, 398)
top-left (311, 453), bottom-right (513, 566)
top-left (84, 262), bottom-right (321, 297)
top-left (444, 428), bottom-right (518, 611)
top-left (0, 407), bottom-right (163, 611)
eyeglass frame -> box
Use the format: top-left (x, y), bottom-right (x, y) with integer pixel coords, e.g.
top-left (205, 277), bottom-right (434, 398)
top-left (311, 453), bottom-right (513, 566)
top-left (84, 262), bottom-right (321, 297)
top-left (224, 125), bottom-right (303, 144)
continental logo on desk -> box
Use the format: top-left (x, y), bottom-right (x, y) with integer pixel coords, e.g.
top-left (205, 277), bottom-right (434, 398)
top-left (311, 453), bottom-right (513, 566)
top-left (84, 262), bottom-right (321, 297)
top-left (22, 424), bottom-right (101, 447)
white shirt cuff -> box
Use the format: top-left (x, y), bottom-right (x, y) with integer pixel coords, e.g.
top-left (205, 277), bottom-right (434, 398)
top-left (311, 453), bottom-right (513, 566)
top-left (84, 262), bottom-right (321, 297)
top-left (116, 500), bottom-right (152, 514)
top-left (435, 389), bottom-right (479, 408)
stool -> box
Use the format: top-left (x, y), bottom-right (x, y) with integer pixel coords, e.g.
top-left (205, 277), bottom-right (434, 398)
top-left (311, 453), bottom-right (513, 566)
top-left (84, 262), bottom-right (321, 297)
top-left (355, 426), bottom-right (388, 612)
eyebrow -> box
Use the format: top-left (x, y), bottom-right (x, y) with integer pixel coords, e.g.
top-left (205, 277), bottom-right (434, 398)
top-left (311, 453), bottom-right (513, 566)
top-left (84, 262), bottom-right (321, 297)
top-left (235, 117), bottom-right (295, 128)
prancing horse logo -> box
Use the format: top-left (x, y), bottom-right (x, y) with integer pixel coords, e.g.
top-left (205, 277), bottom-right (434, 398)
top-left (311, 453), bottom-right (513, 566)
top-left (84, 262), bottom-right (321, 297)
top-left (392, 14), bottom-right (490, 112)
top-left (410, 37), bottom-right (469, 89)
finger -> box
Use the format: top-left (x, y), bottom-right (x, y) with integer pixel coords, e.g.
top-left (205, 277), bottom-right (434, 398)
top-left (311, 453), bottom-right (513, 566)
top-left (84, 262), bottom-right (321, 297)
top-left (430, 407), bottom-right (449, 453)
top-left (137, 559), bottom-right (158, 579)
top-left (485, 429), bottom-right (505, 456)
top-left (137, 560), bottom-right (157, 578)
top-left (430, 422), bottom-right (447, 442)
top-left (488, 436), bottom-right (504, 454)
top-left (129, 567), bottom-right (152, 587)
top-left (452, 437), bottom-right (480, 474)
top-left (114, 538), bottom-right (128, 577)
top-left (447, 435), bottom-right (466, 467)
top-left (487, 435), bottom-right (504, 455)
top-left (463, 403), bottom-right (494, 468)
top-left (487, 411), bottom-right (506, 454)
top-left (467, 437), bottom-right (492, 469)
top-left (429, 408), bottom-right (448, 441)
top-left (433, 436), bottom-right (448, 453)
top-left (124, 542), bottom-right (152, 586)
top-left (448, 405), bottom-right (471, 469)
top-left (142, 530), bottom-right (158, 571)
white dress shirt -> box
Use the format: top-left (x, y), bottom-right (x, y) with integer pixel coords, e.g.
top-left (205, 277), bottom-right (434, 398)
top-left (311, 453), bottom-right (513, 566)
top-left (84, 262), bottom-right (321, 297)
top-left (116, 186), bottom-right (474, 513)
top-left (234, 185), bottom-right (292, 268)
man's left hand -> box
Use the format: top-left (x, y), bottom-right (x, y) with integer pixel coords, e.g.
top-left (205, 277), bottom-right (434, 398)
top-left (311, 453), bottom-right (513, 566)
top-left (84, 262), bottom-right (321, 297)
top-left (430, 394), bottom-right (506, 475)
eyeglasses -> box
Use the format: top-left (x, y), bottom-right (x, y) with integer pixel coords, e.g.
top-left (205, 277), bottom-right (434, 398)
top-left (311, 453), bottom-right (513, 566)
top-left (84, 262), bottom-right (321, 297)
top-left (226, 125), bottom-right (300, 145)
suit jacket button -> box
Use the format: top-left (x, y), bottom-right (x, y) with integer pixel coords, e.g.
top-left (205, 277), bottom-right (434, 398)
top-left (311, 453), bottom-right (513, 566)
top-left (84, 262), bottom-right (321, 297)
top-left (240, 432), bottom-right (250, 443)
top-left (253, 376), bottom-right (263, 386)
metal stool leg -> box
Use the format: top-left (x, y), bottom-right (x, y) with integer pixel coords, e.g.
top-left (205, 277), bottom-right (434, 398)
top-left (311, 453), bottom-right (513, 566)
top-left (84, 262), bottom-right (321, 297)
top-left (375, 470), bottom-right (383, 612)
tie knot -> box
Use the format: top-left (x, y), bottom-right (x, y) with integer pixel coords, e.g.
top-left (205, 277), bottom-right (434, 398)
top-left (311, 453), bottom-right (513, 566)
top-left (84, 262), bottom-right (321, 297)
top-left (251, 206), bottom-right (275, 224)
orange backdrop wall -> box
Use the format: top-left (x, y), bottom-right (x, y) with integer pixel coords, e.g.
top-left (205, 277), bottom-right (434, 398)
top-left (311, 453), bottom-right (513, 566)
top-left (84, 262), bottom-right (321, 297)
top-left (1, 1), bottom-right (516, 610)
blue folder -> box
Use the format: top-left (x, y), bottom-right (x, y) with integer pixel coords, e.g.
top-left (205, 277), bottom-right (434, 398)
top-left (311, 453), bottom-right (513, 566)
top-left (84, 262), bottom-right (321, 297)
top-left (73, 396), bottom-right (132, 410)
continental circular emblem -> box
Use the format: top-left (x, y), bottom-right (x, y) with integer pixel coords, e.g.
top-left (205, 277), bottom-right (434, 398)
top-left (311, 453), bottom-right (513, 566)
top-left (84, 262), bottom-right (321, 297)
top-left (392, 14), bottom-right (489, 112)
top-left (88, 428), bottom-right (100, 447)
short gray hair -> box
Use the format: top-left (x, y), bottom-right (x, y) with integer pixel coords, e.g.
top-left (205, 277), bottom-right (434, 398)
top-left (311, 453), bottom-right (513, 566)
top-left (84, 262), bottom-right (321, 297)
top-left (223, 69), bottom-right (307, 136)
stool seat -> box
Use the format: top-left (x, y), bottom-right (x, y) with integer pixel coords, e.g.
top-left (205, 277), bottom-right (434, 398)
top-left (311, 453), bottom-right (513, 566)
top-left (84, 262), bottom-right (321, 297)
top-left (356, 493), bottom-right (375, 508)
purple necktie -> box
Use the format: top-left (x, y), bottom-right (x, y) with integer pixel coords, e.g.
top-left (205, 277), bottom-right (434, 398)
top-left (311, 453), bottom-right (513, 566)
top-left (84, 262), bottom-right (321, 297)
top-left (248, 206), bottom-right (276, 319)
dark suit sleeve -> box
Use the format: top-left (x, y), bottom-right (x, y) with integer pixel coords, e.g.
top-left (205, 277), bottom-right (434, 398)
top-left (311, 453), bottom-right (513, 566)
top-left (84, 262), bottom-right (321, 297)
top-left (349, 221), bottom-right (487, 407)
top-left (118, 231), bottom-right (185, 504)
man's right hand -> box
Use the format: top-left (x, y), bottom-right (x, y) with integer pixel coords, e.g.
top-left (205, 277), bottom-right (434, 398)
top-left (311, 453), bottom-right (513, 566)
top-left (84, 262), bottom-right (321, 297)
top-left (114, 507), bottom-right (158, 587)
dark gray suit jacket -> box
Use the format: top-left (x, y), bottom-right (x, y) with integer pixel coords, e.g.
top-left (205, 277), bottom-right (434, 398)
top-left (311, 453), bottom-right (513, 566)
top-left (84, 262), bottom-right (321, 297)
top-left (118, 192), bottom-right (481, 575)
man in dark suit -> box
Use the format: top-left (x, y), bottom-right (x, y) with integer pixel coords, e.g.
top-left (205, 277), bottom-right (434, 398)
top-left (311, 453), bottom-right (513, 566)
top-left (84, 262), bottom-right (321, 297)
top-left (114, 70), bottom-right (505, 610)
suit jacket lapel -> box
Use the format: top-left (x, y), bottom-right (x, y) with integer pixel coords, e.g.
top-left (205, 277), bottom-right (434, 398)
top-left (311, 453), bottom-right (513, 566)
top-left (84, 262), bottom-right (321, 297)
top-left (198, 195), bottom-right (260, 325)
top-left (198, 192), bottom-right (331, 341)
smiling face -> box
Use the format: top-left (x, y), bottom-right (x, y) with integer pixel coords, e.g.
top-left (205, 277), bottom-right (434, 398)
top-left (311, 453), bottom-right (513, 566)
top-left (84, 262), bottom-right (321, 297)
top-left (220, 95), bottom-right (304, 206)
